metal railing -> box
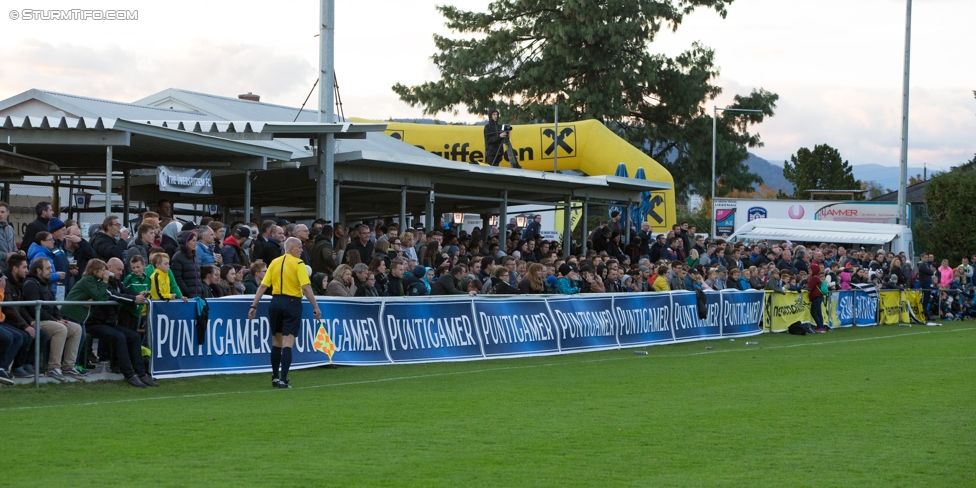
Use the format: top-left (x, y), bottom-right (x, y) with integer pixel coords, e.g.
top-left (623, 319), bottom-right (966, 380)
top-left (3, 300), bottom-right (118, 387)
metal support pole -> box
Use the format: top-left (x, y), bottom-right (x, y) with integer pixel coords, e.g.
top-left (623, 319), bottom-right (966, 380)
top-left (425, 188), bottom-right (435, 231)
top-left (318, 0), bottom-right (336, 223)
top-left (52, 176), bottom-right (61, 218)
top-left (563, 195), bottom-right (572, 257)
top-left (244, 170), bottom-right (252, 224)
top-left (499, 190), bottom-right (508, 253)
top-left (122, 167), bottom-right (130, 226)
top-left (34, 302), bottom-right (41, 387)
top-left (553, 104), bottom-right (559, 173)
top-left (897, 0), bottom-right (912, 226)
top-left (625, 199), bottom-right (632, 245)
top-left (333, 181), bottom-right (340, 224)
top-left (105, 146), bottom-right (113, 220)
top-left (711, 106), bottom-right (717, 239)
top-left (67, 177), bottom-right (73, 221)
top-left (581, 197), bottom-right (588, 256)
top-left (400, 186), bottom-right (408, 230)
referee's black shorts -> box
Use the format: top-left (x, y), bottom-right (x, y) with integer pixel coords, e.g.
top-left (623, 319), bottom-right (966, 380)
top-left (269, 295), bottom-right (302, 336)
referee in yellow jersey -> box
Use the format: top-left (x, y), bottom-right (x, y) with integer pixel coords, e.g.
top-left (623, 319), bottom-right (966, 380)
top-left (248, 237), bottom-right (322, 388)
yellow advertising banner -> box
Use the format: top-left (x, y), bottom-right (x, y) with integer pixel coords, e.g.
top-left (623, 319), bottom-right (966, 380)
top-left (765, 291), bottom-right (811, 332)
top-left (878, 291), bottom-right (905, 325)
top-left (905, 290), bottom-right (924, 320)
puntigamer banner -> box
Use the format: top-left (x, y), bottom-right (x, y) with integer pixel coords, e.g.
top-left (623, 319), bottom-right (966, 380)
top-left (150, 292), bottom-right (766, 378)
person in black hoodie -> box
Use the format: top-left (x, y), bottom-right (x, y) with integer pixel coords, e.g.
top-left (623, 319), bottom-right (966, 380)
top-left (22, 258), bottom-right (83, 381)
top-left (90, 215), bottom-right (129, 262)
top-left (1, 255), bottom-right (42, 378)
top-left (483, 109), bottom-right (506, 166)
top-left (20, 201), bottom-right (53, 253)
top-left (430, 265), bottom-right (469, 295)
top-left (172, 230), bottom-right (204, 297)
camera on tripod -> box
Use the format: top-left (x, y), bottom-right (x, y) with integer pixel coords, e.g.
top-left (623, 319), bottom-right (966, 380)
top-left (500, 124), bottom-right (513, 137)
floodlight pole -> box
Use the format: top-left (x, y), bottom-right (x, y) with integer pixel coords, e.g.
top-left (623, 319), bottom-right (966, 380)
top-left (897, 0), bottom-right (912, 226)
top-left (711, 106), bottom-right (764, 239)
top-left (317, 0), bottom-right (336, 223)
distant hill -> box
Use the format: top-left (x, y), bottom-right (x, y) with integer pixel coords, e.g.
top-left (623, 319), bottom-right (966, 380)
top-left (744, 153), bottom-right (792, 194)
top-left (745, 155), bottom-right (925, 195)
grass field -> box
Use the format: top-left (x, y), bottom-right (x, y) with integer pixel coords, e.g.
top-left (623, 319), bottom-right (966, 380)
top-left (2, 323), bottom-right (974, 487)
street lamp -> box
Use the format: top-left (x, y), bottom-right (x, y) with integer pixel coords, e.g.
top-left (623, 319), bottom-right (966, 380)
top-left (516, 215), bottom-right (527, 228)
top-left (711, 106), bottom-right (765, 239)
top-left (453, 212), bottom-right (464, 224)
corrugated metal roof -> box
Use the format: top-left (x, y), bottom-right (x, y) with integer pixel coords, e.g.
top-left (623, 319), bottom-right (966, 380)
top-left (729, 219), bottom-right (903, 245)
top-left (133, 88), bottom-right (319, 122)
top-left (0, 89), bottom-right (219, 120)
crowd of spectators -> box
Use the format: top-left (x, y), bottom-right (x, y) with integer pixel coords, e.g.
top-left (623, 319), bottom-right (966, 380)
top-left (1, 198), bottom-right (970, 386)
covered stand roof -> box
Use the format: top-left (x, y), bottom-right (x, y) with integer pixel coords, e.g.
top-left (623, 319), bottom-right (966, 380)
top-left (728, 219), bottom-right (901, 245)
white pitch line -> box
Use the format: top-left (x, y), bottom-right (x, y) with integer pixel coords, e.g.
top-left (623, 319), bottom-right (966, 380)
top-left (2, 328), bottom-right (972, 413)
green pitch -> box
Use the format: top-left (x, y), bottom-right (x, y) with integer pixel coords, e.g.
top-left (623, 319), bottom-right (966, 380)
top-left (2, 324), bottom-right (973, 487)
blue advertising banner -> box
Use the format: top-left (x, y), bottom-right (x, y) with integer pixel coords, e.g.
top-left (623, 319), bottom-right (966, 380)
top-left (614, 293), bottom-right (675, 346)
top-left (546, 295), bottom-right (619, 352)
top-left (149, 291), bottom-right (769, 378)
top-left (720, 289), bottom-right (765, 337)
top-left (828, 291), bottom-right (856, 328)
top-left (151, 297), bottom-right (335, 378)
top-left (854, 290), bottom-right (879, 326)
top-left (317, 298), bottom-right (390, 365)
top-left (671, 291), bottom-right (722, 341)
top-left (474, 298), bottom-right (559, 358)
top-left (381, 298), bottom-right (483, 363)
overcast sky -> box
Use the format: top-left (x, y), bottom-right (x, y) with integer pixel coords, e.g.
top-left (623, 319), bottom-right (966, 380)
top-left (1, 0), bottom-right (973, 173)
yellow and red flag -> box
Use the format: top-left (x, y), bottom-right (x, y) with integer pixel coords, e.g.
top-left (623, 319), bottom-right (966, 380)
top-left (312, 322), bottom-right (336, 364)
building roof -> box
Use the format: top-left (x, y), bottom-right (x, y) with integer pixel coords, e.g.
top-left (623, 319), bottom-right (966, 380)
top-left (133, 88), bottom-right (319, 122)
top-left (0, 88), bottom-right (217, 121)
top-left (870, 180), bottom-right (928, 203)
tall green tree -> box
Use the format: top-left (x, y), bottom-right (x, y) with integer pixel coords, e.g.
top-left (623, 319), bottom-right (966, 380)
top-left (782, 144), bottom-right (859, 199)
top-left (922, 167), bottom-right (976, 262)
top-left (392, 0), bottom-right (778, 202)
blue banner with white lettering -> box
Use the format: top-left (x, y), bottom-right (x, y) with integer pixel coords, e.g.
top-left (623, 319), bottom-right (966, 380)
top-left (474, 298), bottom-right (559, 358)
top-left (546, 295), bottom-right (619, 352)
top-left (381, 298), bottom-right (483, 363)
top-left (720, 289), bottom-right (766, 336)
top-left (829, 291), bottom-right (855, 328)
top-left (151, 297), bottom-right (339, 377)
top-left (149, 291), bottom-right (767, 378)
top-left (671, 291), bottom-right (722, 341)
top-left (854, 290), bottom-right (879, 326)
top-left (614, 293), bottom-right (675, 346)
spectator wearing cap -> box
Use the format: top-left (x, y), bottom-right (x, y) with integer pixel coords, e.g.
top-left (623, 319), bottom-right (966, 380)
top-left (711, 266), bottom-right (728, 290)
top-left (521, 214), bottom-right (542, 240)
top-left (221, 225), bottom-right (251, 267)
top-left (20, 201), bottom-right (54, 253)
top-left (48, 218), bottom-right (72, 293)
top-left (311, 225), bottom-right (336, 277)
top-left (555, 263), bottom-right (580, 294)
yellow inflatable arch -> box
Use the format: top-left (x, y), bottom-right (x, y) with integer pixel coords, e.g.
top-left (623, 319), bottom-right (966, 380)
top-left (359, 118), bottom-right (676, 233)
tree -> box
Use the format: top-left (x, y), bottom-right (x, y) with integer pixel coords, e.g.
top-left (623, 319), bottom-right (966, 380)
top-left (392, 0), bottom-right (778, 202)
top-left (922, 168), bottom-right (976, 262)
top-left (724, 183), bottom-right (779, 199)
top-left (861, 180), bottom-right (889, 200)
top-left (782, 144), bottom-right (859, 199)
top-left (908, 173), bottom-right (924, 185)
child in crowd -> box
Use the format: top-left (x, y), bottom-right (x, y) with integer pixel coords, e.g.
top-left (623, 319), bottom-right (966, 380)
top-left (149, 253), bottom-right (187, 302)
top-left (121, 255), bottom-right (151, 334)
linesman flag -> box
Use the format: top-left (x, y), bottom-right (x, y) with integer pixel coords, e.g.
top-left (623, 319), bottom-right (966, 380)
top-left (313, 322), bottom-right (336, 363)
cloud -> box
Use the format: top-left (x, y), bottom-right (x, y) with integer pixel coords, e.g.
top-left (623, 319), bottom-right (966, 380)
top-left (0, 39), bottom-right (315, 107)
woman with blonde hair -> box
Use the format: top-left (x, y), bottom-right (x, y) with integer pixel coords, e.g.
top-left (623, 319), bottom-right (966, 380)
top-left (518, 262), bottom-right (547, 294)
top-left (325, 264), bottom-right (356, 297)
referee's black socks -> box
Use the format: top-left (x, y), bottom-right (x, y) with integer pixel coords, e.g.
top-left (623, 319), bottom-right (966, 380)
top-left (280, 347), bottom-right (293, 382)
top-left (271, 346), bottom-right (282, 379)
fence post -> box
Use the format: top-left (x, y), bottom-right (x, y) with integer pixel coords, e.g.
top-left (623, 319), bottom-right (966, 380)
top-left (34, 301), bottom-right (42, 388)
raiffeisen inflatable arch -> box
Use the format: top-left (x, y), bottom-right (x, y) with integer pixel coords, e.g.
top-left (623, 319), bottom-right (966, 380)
top-left (363, 118), bottom-right (676, 233)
